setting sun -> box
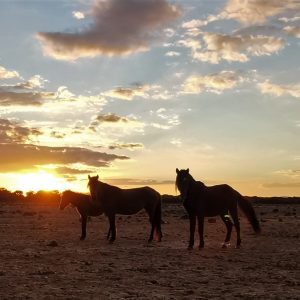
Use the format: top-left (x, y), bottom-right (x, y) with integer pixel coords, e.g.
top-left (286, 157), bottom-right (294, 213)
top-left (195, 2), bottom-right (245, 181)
top-left (14, 171), bottom-right (70, 192)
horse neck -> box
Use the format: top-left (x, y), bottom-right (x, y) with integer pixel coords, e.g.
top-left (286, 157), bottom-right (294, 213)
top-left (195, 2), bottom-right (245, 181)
top-left (90, 180), bottom-right (107, 200)
top-left (97, 180), bottom-right (119, 194)
top-left (69, 193), bottom-right (82, 208)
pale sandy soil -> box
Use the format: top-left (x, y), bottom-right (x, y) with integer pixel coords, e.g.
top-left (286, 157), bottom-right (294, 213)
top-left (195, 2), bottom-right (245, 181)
top-left (0, 199), bottom-right (299, 299)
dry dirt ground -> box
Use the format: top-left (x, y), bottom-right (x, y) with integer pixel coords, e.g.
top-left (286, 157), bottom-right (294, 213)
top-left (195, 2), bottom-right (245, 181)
top-left (0, 199), bottom-right (299, 299)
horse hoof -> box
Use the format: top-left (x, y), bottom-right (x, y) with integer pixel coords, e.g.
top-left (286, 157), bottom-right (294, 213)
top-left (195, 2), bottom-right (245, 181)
top-left (148, 239), bottom-right (153, 243)
top-left (80, 236), bottom-right (85, 241)
top-left (187, 246), bottom-right (193, 250)
top-left (222, 242), bottom-right (230, 248)
top-left (109, 239), bottom-right (115, 244)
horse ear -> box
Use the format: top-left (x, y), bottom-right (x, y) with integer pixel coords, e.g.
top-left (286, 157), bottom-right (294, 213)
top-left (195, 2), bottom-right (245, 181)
top-left (176, 168), bottom-right (179, 174)
top-left (187, 168), bottom-right (189, 173)
top-left (88, 175), bottom-right (91, 179)
top-left (96, 175), bottom-right (99, 179)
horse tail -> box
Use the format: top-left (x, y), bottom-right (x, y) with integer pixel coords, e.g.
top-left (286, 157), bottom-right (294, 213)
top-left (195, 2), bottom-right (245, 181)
top-left (154, 194), bottom-right (162, 241)
top-left (237, 195), bottom-right (261, 233)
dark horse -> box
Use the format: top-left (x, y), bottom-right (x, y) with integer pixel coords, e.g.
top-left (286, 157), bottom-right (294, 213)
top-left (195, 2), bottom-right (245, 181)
top-left (176, 168), bottom-right (260, 249)
top-left (88, 175), bottom-right (163, 243)
top-left (60, 190), bottom-right (111, 241)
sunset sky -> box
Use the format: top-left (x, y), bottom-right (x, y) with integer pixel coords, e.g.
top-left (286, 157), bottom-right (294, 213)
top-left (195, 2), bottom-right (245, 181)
top-left (0, 0), bottom-right (300, 196)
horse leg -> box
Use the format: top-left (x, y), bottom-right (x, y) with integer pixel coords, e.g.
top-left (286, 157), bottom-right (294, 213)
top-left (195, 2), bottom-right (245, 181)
top-left (80, 214), bottom-right (87, 240)
top-left (155, 216), bottom-right (163, 243)
top-left (148, 222), bottom-right (155, 243)
top-left (188, 214), bottom-right (196, 250)
top-left (230, 207), bottom-right (241, 248)
top-left (145, 206), bottom-right (155, 243)
top-left (108, 214), bottom-right (116, 243)
top-left (153, 201), bottom-right (163, 242)
top-left (220, 214), bottom-right (233, 248)
top-left (106, 226), bottom-right (111, 240)
top-left (197, 215), bottom-right (205, 249)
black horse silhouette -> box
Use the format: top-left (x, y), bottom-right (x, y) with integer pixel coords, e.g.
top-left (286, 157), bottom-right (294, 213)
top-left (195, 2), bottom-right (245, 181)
top-left (60, 190), bottom-right (110, 240)
top-left (176, 168), bottom-right (260, 249)
top-left (88, 175), bottom-right (162, 243)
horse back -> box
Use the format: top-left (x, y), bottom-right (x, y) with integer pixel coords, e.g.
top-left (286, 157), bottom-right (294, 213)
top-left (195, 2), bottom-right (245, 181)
top-left (191, 183), bottom-right (240, 216)
top-left (104, 186), bottom-right (160, 215)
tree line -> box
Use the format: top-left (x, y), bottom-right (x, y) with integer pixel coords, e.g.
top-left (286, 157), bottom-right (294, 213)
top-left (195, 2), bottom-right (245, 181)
top-left (0, 188), bottom-right (61, 202)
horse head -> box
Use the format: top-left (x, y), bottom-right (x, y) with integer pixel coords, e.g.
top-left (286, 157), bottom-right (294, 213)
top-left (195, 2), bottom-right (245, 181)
top-left (88, 175), bottom-right (100, 202)
top-left (175, 168), bottom-right (194, 198)
top-left (60, 190), bottom-right (72, 210)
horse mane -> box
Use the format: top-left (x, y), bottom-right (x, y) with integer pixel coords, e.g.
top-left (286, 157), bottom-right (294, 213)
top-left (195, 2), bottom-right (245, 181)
top-left (88, 178), bottom-right (122, 192)
top-left (176, 170), bottom-right (208, 200)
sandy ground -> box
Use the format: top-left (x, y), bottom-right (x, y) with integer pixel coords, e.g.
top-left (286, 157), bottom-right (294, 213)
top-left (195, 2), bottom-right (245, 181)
top-left (0, 198), bottom-right (299, 299)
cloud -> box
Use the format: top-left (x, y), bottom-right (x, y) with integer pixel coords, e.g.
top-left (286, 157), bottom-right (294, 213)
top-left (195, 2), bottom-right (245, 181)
top-left (14, 75), bottom-right (48, 90)
top-left (150, 107), bottom-right (180, 129)
top-left (0, 88), bottom-right (54, 106)
top-left (72, 11), bottom-right (85, 20)
top-left (95, 113), bottom-right (131, 123)
top-left (178, 38), bottom-right (201, 57)
top-left (54, 166), bottom-right (92, 175)
top-left (0, 119), bottom-right (41, 143)
top-left (103, 84), bottom-right (150, 100)
top-left (190, 33), bottom-right (285, 64)
top-left (55, 86), bottom-right (76, 99)
top-left (182, 70), bottom-right (244, 94)
top-left (0, 72), bottom-right (54, 106)
top-left (279, 16), bottom-right (300, 23)
top-left (258, 80), bottom-right (300, 98)
top-left (188, 0), bottom-right (300, 27)
top-left (50, 131), bottom-right (66, 139)
top-left (165, 51), bottom-right (181, 57)
top-left (221, 0), bottom-right (300, 25)
top-left (0, 143), bottom-right (129, 172)
top-left (0, 66), bottom-right (20, 79)
top-left (283, 26), bottom-right (300, 38)
top-left (36, 0), bottom-right (181, 60)
top-left (109, 143), bottom-right (144, 150)
top-left (89, 113), bottom-right (144, 133)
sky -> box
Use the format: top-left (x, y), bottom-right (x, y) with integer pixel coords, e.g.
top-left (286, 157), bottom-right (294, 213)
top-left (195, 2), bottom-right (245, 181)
top-left (0, 0), bottom-right (300, 196)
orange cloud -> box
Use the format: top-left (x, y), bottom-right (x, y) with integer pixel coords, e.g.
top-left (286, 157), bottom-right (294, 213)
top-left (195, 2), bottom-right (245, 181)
top-left (36, 0), bottom-right (181, 60)
top-left (0, 143), bottom-right (129, 172)
top-left (0, 119), bottom-right (41, 143)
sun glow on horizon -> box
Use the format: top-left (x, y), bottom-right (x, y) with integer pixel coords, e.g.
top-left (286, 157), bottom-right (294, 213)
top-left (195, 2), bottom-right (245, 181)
top-left (14, 171), bottom-right (71, 192)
